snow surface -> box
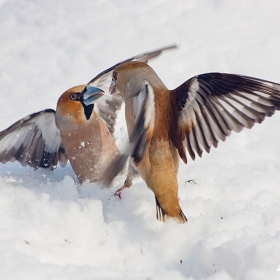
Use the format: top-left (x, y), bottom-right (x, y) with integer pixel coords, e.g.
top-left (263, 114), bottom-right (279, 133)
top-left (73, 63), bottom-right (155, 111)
top-left (1, 0), bottom-right (280, 279)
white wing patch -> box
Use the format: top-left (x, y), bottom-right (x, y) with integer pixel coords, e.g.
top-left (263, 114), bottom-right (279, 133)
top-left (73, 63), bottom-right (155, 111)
top-left (0, 125), bottom-right (32, 152)
top-left (35, 113), bottom-right (61, 153)
top-left (142, 80), bottom-right (155, 130)
top-left (189, 77), bottom-right (200, 94)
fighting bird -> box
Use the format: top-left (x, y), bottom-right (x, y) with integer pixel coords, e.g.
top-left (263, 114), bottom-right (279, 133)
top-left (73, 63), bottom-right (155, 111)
top-left (0, 85), bottom-right (112, 183)
top-left (0, 45), bottom-right (176, 184)
top-left (99, 61), bottom-right (280, 223)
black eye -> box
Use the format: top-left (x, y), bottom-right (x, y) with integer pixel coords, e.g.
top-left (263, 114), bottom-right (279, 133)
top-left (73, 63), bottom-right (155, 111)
top-left (112, 71), bottom-right (118, 80)
top-left (69, 92), bottom-right (82, 101)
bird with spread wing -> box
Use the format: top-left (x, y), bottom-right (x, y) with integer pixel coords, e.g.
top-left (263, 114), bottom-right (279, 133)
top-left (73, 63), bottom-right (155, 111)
top-left (97, 61), bottom-right (280, 223)
top-left (0, 45), bottom-right (176, 184)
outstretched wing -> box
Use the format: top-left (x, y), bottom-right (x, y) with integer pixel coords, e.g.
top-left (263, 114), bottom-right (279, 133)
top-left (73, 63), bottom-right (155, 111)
top-left (88, 45), bottom-right (176, 134)
top-left (0, 109), bottom-right (67, 170)
top-left (100, 80), bottom-right (155, 186)
top-left (170, 73), bottom-right (280, 163)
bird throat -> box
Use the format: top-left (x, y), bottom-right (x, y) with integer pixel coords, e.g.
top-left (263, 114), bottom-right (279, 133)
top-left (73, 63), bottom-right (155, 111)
top-left (82, 103), bottom-right (94, 120)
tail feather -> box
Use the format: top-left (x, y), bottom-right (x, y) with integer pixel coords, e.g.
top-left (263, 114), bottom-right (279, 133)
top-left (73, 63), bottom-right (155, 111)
top-left (155, 196), bottom-right (167, 222)
top-left (155, 197), bottom-right (187, 224)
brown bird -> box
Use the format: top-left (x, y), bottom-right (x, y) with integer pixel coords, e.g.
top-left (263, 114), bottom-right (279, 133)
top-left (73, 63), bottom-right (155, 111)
top-left (99, 61), bottom-right (280, 223)
top-left (0, 46), bottom-right (176, 185)
top-left (0, 85), bottom-right (110, 183)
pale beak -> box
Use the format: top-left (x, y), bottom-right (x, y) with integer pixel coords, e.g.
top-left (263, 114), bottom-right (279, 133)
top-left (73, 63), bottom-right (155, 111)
top-left (109, 79), bottom-right (119, 95)
top-left (82, 86), bottom-right (104, 106)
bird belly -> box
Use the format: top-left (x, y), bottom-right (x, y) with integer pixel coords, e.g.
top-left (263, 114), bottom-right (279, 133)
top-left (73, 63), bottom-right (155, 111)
top-left (138, 139), bottom-right (181, 218)
top-left (60, 118), bottom-right (119, 183)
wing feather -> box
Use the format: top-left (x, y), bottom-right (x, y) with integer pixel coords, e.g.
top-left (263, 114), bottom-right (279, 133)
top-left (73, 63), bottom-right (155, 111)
top-left (0, 109), bottom-right (67, 170)
top-left (87, 45), bottom-right (177, 134)
top-left (100, 80), bottom-right (155, 186)
top-left (171, 73), bottom-right (280, 162)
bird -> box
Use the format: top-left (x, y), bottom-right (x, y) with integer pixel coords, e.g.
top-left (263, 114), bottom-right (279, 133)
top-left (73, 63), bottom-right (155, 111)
top-left (98, 61), bottom-right (280, 223)
top-left (0, 85), bottom-right (111, 183)
top-left (0, 45), bottom-right (176, 185)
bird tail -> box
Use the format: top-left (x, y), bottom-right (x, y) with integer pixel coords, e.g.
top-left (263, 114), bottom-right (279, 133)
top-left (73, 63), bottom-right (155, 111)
top-left (155, 197), bottom-right (187, 224)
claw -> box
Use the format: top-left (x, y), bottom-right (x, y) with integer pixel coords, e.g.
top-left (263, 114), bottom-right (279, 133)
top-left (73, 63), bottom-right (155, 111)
top-left (114, 185), bottom-right (127, 199)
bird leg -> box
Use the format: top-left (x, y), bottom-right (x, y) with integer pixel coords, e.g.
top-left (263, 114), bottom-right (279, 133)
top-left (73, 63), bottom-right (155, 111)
top-left (114, 174), bottom-right (133, 199)
top-left (114, 159), bottom-right (136, 199)
top-left (114, 185), bottom-right (128, 199)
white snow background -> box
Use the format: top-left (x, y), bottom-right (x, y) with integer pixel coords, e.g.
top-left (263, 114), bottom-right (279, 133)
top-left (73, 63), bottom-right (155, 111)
top-left (0, 0), bottom-right (280, 279)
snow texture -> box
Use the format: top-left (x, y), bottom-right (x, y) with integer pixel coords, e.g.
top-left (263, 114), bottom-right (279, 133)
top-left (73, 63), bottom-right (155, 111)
top-left (0, 0), bottom-right (280, 279)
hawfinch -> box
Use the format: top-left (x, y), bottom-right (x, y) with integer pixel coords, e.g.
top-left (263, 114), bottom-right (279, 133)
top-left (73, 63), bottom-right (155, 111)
top-left (0, 85), bottom-right (111, 183)
top-left (100, 61), bottom-right (280, 223)
top-left (0, 45), bottom-right (176, 184)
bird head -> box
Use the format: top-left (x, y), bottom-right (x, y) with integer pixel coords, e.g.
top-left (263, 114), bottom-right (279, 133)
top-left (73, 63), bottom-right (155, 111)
top-left (56, 85), bottom-right (104, 125)
top-left (109, 61), bottom-right (160, 99)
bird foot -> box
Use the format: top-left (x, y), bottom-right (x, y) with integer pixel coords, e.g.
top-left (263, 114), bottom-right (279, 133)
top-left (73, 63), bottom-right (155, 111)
top-left (114, 185), bottom-right (127, 199)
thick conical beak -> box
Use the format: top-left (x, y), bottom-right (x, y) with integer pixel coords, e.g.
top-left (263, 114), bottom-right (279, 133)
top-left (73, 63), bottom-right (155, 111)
top-left (109, 79), bottom-right (119, 95)
top-left (82, 86), bottom-right (104, 106)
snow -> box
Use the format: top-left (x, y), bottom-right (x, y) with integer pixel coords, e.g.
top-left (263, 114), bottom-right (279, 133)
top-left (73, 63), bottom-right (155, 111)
top-left (1, 0), bottom-right (280, 279)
